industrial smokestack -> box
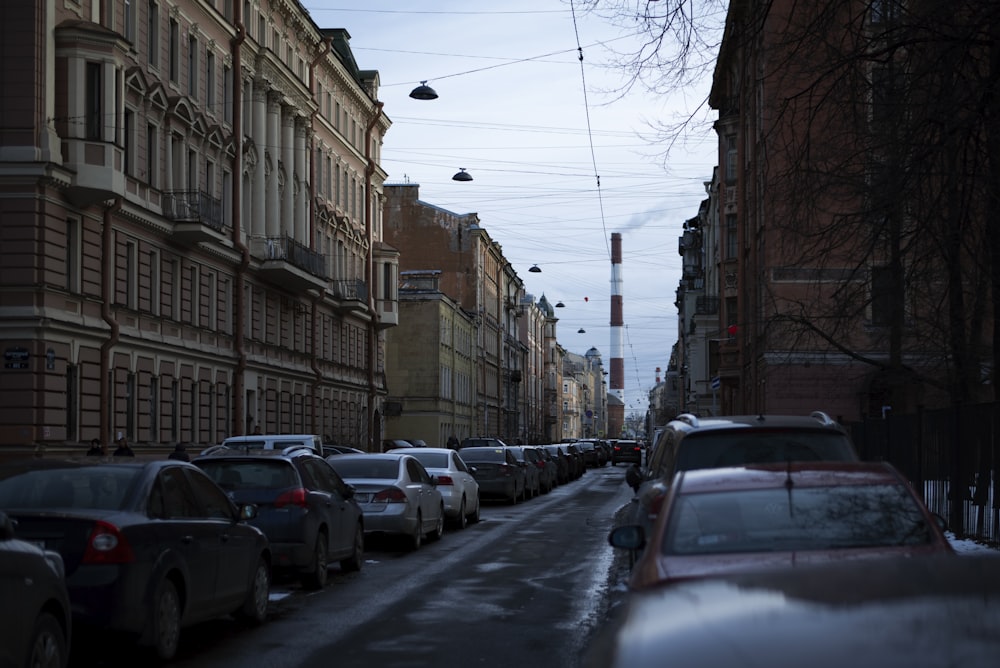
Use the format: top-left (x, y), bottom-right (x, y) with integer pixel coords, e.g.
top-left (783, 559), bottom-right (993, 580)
top-left (609, 233), bottom-right (624, 437)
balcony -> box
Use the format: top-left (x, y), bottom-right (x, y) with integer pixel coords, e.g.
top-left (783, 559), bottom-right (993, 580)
top-left (62, 138), bottom-right (125, 207)
top-left (333, 279), bottom-right (368, 314)
top-left (163, 191), bottom-right (226, 245)
top-left (696, 296), bottom-right (719, 315)
top-left (251, 236), bottom-right (329, 292)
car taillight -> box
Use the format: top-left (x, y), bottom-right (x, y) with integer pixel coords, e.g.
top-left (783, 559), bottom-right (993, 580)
top-left (275, 488), bottom-right (309, 508)
top-left (648, 493), bottom-right (667, 520)
top-left (436, 475), bottom-right (455, 486)
top-left (82, 520), bottom-right (135, 564)
top-left (372, 487), bottom-right (407, 503)
top-left (535, 461), bottom-right (546, 468)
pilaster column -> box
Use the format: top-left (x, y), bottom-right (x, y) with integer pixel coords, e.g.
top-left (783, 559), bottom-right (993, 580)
top-left (252, 83), bottom-right (267, 237)
top-left (266, 92), bottom-right (281, 237)
top-left (294, 119), bottom-right (308, 244)
top-left (281, 109), bottom-right (295, 238)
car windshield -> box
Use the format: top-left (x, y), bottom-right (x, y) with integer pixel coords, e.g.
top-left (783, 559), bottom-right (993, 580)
top-left (678, 430), bottom-right (855, 470)
top-left (405, 452), bottom-right (449, 468)
top-left (459, 448), bottom-right (506, 462)
top-left (197, 460), bottom-right (297, 490)
top-left (328, 458), bottom-right (399, 479)
top-left (663, 484), bottom-right (932, 556)
top-left (0, 466), bottom-right (141, 511)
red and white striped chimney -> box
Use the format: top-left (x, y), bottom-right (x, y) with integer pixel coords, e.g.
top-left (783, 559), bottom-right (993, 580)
top-left (609, 233), bottom-right (625, 437)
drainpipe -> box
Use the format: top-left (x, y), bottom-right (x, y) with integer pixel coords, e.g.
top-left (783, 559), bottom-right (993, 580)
top-left (99, 197), bottom-right (123, 453)
top-left (308, 37), bottom-right (332, 434)
top-left (231, 7), bottom-right (250, 436)
top-left (364, 101), bottom-right (385, 451)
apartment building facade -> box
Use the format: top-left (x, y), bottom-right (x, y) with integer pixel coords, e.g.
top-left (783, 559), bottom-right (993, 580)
top-left (382, 184), bottom-right (531, 443)
top-left (0, 0), bottom-right (398, 449)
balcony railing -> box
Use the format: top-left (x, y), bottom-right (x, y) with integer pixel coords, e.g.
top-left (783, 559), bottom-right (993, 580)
top-left (255, 236), bottom-right (327, 279)
top-left (696, 296), bottom-right (719, 315)
top-left (163, 190), bottom-right (224, 231)
top-left (333, 279), bottom-right (368, 303)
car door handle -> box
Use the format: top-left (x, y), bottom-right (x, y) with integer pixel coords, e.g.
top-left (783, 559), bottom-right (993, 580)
top-left (220, 533), bottom-right (231, 543)
top-left (182, 535), bottom-right (194, 544)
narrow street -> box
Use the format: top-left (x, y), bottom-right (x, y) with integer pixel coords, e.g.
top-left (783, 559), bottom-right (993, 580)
top-left (72, 466), bottom-right (635, 668)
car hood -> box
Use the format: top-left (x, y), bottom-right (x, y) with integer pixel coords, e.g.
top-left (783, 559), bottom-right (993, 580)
top-left (592, 554), bottom-right (1000, 668)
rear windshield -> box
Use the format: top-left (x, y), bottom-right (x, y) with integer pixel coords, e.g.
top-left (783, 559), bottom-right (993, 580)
top-left (196, 460), bottom-right (297, 490)
top-left (405, 452), bottom-right (449, 469)
top-left (328, 458), bottom-right (399, 479)
top-left (664, 483), bottom-right (930, 556)
top-left (679, 430), bottom-right (857, 471)
top-left (459, 447), bottom-right (506, 462)
top-left (0, 465), bottom-right (140, 511)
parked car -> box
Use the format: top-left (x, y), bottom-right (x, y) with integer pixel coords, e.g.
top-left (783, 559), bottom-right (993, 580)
top-left (458, 446), bottom-right (526, 504)
top-left (0, 459), bottom-right (271, 660)
top-left (573, 439), bottom-right (601, 468)
top-left (388, 447), bottom-right (481, 529)
top-left (193, 448), bottom-right (364, 589)
top-left (0, 510), bottom-right (72, 668)
top-left (505, 446), bottom-right (541, 498)
top-left (323, 445), bottom-right (365, 457)
top-left (609, 461), bottom-right (954, 591)
top-left (325, 453), bottom-right (444, 550)
top-left (215, 433), bottom-right (324, 456)
top-left (562, 444), bottom-right (586, 478)
top-left (610, 439), bottom-right (643, 466)
top-left (382, 439), bottom-right (414, 451)
top-left (525, 446), bottom-right (558, 493)
top-left (542, 445), bottom-right (573, 484)
top-left (632, 412), bottom-right (860, 533)
top-left (586, 554), bottom-right (1000, 668)
top-left (459, 437), bottom-right (509, 449)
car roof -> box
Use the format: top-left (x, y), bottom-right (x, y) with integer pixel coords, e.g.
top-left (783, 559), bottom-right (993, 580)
top-left (668, 412), bottom-right (847, 433)
top-left (675, 461), bottom-right (903, 494)
top-left (388, 447), bottom-right (454, 455)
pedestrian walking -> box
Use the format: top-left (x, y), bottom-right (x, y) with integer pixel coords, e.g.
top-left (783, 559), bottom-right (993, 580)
top-left (86, 438), bottom-right (104, 456)
top-left (167, 443), bottom-right (190, 461)
top-left (113, 437), bottom-right (135, 457)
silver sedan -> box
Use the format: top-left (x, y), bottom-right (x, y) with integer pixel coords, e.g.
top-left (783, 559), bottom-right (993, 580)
top-left (326, 453), bottom-right (445, 550)
top-left (388, 447), bottom-right (481, 529)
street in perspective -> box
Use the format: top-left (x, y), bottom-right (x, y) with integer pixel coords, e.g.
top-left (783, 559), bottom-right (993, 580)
top-left (69, 466), bottom-right (634, 668)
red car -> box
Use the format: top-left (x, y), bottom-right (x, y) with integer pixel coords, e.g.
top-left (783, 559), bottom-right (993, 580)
top-left (610, 461), bottom-right (954, 590)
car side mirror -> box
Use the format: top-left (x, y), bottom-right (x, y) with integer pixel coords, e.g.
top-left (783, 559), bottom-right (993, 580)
top-left (608, 525), bottom-right (646, 551)
top-left (0, 511), bottom-right (14, 541)
top-left (239, 503), bottom-right (259, 521)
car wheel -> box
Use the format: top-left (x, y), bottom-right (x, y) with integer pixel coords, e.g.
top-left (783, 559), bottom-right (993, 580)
top-left (340, 524), bottom-right (364, 572)
top-left (238, 557), bottom-right (270, 624)
top-left (410, 512), bottom-right (423, 551)
top-left (455, 498), bottom-right (468, 530)
top-left (26, 611), bottom-right (66, 668)
top-left (468, 494), bottom-right (481, 524)
top-left (302, 531), bottom-right (328, 590)
top-left (151, 579), bottom-right (182, 660)
top-left (428, 505), bottom-right (444, 541)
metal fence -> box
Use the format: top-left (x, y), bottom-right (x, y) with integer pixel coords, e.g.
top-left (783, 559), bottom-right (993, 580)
top-left (846, 402), bottom-right (1000, 545)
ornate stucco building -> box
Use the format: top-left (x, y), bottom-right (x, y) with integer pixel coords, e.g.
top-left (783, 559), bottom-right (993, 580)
top-left (0, 1), bottom-right (398, 450)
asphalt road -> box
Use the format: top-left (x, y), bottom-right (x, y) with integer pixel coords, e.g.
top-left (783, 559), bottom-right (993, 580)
top-left (71, 464), bottom-right (636, 668)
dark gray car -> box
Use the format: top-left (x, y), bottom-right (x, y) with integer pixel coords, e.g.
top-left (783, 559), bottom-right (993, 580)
top-left (194, 448), bottom-right (364, 589)
top-left (0, 510), bottom-right (71, 668)
top-left (459, 446), bottom-right (525, 504)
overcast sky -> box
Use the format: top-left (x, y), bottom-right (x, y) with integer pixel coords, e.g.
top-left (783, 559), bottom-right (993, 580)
top-left (305, 1), bottom-right (720, 417)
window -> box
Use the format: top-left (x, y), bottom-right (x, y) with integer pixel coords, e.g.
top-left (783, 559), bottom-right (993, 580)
top-left (149, 250), bottom-right (161, 315)
top-left (65, 218), bottom-right (80, 293)
top-left (149, 376), bottom-right (159, 442)
top-left (188, 34), bottom-right (198, 97)
top-left (871, 0), bottom-right (900, 25)
top-left (725, 297), bottom-right (738, 336)
top-left (126, 372), bottom-right (136, 440)
top-left (871, 265), bottom-right (896, 326)
top-left (171, 259), bottom-right (181, 320)
top-left (148, 1), bottom-right (159, 67)
top-left (124, 108), bottom-right (136, 175)
top-left (124, 0), bottom-right (136, 42)
top-left (169, 18), bottom-right (179, 82)
top-left (190, 265), bottom-right (200, 327)
top-left (871, 64), bottom-right (903, 129)
top-left (146, 123), bottom-right (159, 187)
top-left (206, 50), bottom-right (215, 108)
top-left (85, 62), bottom-right (102, 140)
top-left (725, 135), bottom-right (737, 184)
top-left (725, 214), bottom-right (737, 260)
top-left (124, 240), bottom-right (138, 309)
top-left (66, 365), bottom-right (79, 442)
top-left (223, 63), bottom-right (233, 123)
